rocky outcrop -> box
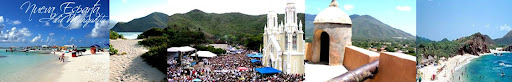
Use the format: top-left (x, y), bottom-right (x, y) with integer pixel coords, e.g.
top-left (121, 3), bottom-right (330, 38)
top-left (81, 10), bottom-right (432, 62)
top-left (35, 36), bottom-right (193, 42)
top-left (504, 45), bottom-right (512, 51)
top-left (456, 33), bottom-right (491, 55)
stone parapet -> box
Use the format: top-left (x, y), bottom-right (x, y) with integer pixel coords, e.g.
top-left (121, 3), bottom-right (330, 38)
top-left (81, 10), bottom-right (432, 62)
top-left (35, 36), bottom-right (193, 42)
top-left (343, 46), bottom-right (379, 70)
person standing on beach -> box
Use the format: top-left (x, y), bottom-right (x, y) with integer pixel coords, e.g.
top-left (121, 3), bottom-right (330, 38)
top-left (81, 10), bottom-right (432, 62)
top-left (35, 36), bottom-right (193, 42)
top-left (60, 53), bottom-right (65, 62)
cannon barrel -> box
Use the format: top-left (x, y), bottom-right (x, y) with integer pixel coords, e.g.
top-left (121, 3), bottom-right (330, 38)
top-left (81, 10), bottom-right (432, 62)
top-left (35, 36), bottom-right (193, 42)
top-left (329, 60), bottom-right (379, 82)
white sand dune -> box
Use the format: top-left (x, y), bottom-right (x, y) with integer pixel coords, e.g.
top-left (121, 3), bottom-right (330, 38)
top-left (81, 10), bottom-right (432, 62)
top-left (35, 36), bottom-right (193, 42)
top-left (109, 39), bottom-right (165, 82)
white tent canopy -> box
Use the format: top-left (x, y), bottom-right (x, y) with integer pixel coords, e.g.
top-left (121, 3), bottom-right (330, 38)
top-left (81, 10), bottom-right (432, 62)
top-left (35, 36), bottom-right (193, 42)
top-left (191, 51), bottom-right (217, 58)
top-left (167, 46), bottom-right (196, 52)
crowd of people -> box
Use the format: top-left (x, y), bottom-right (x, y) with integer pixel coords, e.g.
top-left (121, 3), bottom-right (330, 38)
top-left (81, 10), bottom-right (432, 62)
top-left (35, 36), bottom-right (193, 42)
top-left (167, 51), bottom-right (304, 81)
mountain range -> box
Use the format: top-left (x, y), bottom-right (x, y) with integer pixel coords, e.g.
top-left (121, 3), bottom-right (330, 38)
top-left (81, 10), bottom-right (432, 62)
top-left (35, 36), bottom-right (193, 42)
top-left (305, 14), bottom-right (415, 41)
top-left (111, 12), bottom-right (169, 32)
top-left (493, 30), bottom-right (512, 45)
top-left (111, 9), bottom-right (305, 38)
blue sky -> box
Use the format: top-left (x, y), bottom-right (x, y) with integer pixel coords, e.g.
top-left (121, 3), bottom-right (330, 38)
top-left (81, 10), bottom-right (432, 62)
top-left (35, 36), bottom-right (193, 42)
top-left (306, 0), bottom-right (416, 36)
top-left (0, 0), bottom-right (110, 47)
top-left (418, 0), bottom-right (512, 41)
top-left (110, 0), bottom-right (305, 22)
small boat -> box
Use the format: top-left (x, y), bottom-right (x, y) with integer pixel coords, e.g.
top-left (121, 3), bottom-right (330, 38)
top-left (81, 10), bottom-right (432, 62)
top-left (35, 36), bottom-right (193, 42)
top-left (15, 49), bottom-right (28, 52)
top-left (37, 50), bottom-right (52, 54)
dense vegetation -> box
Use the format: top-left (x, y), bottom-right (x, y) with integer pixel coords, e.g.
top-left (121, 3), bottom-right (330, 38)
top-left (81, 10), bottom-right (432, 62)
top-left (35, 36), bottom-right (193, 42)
top-left (493, 30), bottom-right (512, 45)
top-left (352, 39), bottom-right (416, 56)
top-left (417, 33), bottom-right (495, 64)
top-left (109, 31), bottom-right (124, 39)
top-left (416, 37), bottom-right (459, 59)
top-left (138, 26), bottom-right (208, 73)
top-left (111, 9), bottom-right (304, 46)
top-left (111, 12), bottom-right (169, 32)
top-left (194, 45), bottom-right (226, 54)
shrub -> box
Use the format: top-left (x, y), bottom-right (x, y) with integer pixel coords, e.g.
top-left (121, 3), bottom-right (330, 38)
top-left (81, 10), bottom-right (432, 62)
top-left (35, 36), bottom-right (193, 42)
top-left (141, 45), bottom-right (169, 73)
top-left (194, 45), bottom-right (226, 54)
top-left (137, 28), bottom-right (164, 39)
top-left (110, 31), bottom-right (125, 39)
top-left (109, 45), bottom-right (118, 55)
top-left (138, 36), bottom-right (169, 47)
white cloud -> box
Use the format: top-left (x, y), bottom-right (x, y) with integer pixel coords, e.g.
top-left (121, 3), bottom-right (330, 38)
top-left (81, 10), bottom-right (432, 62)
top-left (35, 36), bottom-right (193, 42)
top-left (499, 24), bottom-right (511, 31)
top-left (69, 37), bottom-right (74, 42)
top-left (0, 16), bottom-right (4, 23)
top-left (67, 14), bottom-right (86, 30)
top-left (31, 34), bottom-right (41, 43)
top-left (485, 24), bottom-right (490, 28)
top-left (396, 6), bottom-right (411, 11)
top-left (0, 27), bottom-right (31, 43)
top-left (12, 20), bottom-right (21, 25)
top-left (44, 22), bottom-right (50, 26)
top-left (89, 20), bottom-right (109, 38)
top-left (122, 0), bottom-right (128, 3)
top-left (344, 4), bottom-right (354, 11)
top-left (58, 23), bottom-right (64, 28)
top-left (45, 36), bottom-right (50, 42)
top-left (49, 33), bottom-right (54, 36)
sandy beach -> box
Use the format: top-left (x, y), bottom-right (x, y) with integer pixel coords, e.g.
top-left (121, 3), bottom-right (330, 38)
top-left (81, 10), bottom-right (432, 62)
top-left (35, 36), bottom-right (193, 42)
top-left (418, 50), bottom-right (508, 82)
top-left (54, 49), bottom-right (110, 82)
top-left (109, 39), bottom-right (165, 81)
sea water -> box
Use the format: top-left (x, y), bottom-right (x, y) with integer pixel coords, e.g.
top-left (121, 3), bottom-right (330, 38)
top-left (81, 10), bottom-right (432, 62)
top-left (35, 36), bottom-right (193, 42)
top-left (455, 53), bottom-right (512, 82)
top-left (0, 49), bottom-right (62, 81)
top-left (117, 32), bottom-right (143, 39)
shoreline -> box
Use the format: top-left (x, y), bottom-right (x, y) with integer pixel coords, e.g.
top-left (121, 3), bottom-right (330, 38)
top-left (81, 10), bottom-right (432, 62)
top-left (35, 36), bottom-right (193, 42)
top-left (418, 50), bottom-right (510, 82)
top-left (0, 53), bottom-right (63, 82)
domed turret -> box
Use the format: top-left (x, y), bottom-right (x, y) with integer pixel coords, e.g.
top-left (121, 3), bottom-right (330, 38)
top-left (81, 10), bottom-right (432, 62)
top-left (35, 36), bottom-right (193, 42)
top-left (314, 0), bottom-right (352, 24)
top-left (312, 0), bottom-right (353, 65)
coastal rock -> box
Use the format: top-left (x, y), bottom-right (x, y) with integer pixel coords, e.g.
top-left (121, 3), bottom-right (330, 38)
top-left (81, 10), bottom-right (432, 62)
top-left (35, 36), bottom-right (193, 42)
top-left (503, 45), bottom-right (512, 51)
top-left (456, 33), bottom-right (491, 55)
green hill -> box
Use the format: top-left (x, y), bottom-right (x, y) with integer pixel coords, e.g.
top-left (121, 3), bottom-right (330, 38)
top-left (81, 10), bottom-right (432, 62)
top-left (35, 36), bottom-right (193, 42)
top-left (494, 30), bottom-right (512, 45)
top-left (110, 9), bottom-right (305, 41)
top-left (304, 14), bottom-right (414, 41)
top-left (111, 12), bottom-right (169, 32)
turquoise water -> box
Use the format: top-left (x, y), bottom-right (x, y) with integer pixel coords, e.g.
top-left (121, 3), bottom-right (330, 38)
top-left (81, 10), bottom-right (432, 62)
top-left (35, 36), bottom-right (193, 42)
top-left (117, 32), bottom-right (143, 39)
top-left (457, 53), bottom-right (512, 82)
top-left (0, 50), bottom-right (61, 81)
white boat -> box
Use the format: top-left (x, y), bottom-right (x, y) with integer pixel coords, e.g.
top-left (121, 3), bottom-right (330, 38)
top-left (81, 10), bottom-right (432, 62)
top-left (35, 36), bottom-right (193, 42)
top-left (38, 50), bottom-right (52, 54)
top-left (27, 50), bottom-right (52, 54)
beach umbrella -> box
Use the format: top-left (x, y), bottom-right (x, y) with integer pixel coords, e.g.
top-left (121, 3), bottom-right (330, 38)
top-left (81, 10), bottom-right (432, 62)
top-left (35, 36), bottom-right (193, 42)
top-left (251, 59), bottom-right (261, 63)
top-left (93, 44), bottom-right (101, 47)
top-left (237, 67), bottom-right (249, 71)
top-left (255, 67), bottom-right (282, 74)
top-left (192, 79), bottom-right (202, 82)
